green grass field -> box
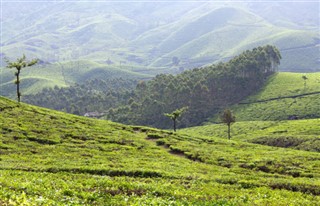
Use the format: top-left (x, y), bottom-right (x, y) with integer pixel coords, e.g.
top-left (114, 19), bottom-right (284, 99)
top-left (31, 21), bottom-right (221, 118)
top-left (215, 72), bottom-right (320, 122)
top-left (1, 96), bottom-right (320, 205)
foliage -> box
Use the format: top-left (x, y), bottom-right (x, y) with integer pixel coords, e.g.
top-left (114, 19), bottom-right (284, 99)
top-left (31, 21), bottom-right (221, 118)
top-left (23, 45), bottom-right (281, 129)
top-left (1, 96), bottom-right (320, 205)
top-left (220, 109), bottom-right (236, 139)
top-left (164, 107), bottom-right (188, 132)
top-left (5, 54), bottom-right (38, 102)
top-left (106, 45), bottom-right (281, 128)
top-left (24, 78), bottom-right (138, 115)
top-left (0, 60), bottom-right (150, 98)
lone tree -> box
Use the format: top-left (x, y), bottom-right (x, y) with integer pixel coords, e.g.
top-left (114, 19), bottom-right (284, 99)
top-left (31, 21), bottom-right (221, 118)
top-left (302, 75), bottom-right (308, 89)
top-left (220, 109), bottom-right (236, 140)
top-left (6, 54), bottom-right (38, 102)
top-left (164, 107), bottom-right (188, 132)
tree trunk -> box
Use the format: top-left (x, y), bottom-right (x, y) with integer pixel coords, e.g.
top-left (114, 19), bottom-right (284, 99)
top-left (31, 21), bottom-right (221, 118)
top-left (173, 119), bottom-right (176, 132)
top-left (16, 70), bottom-right (21, 102)
top-left (227, 124), bottom-right (231, 140)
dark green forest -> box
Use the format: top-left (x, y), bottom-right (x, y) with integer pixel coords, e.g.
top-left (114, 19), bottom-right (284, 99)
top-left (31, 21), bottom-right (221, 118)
top-left (25, 45), bottom-right (281, 128)
top-left (24, 78), bottom-right (138, 115)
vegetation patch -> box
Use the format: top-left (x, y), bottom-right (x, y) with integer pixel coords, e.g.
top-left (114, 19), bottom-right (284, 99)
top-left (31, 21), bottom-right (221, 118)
top-left (1, 97), bottom-right (320, 205)
top-left (43, 168), bottom-right (163, 178)
top-left (229, 72), bottom-right (320, 121)
top-left (24, 46), bottom-right (282, 129)
top-left (251, 136), bottom-right (320, 152)
top-left (146, 133), bottom-right (163, 139)
top-left (269, 181), bottom-right (320, 196)
top-left (27, 137), bottom-right (60, 145)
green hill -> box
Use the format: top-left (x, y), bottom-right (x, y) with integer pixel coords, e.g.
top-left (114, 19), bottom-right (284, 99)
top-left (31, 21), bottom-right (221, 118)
top-left (0, 60), bottom-right (151, 98)
top-left (1, 97), bottom-right (320, 205)
top-left (130, 6), bottom-right (319, 72)
top-left (218, 72), bottom-right (320, 122)
top-left (181, 119), bottom-right (320, 152)
top-left (1, 2), bottom-right (319, 98)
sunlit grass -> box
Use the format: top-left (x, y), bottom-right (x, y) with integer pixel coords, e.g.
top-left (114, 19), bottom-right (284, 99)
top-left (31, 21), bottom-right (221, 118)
top-left (1, 96), bottom-right (320, 204)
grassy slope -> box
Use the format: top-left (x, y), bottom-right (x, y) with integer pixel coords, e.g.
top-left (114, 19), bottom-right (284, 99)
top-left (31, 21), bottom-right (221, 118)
top-left (221, 72), bottom-right (320, 122)
top-left (136, 7), bottom-right (319, 71)
top-left (0, 60), bottom-right (151, 97)
top-left (1, 96), bottom-right (320, 205)
top-left (181, 119), bottom-right (320, 151)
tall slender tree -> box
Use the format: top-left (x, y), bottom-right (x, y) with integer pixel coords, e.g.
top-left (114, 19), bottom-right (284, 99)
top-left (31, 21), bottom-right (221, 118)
top-left (302, 75), bottom-right (308, 89)
top-left (6, 54), bottom-right (38, 102)
top-left (220, 109), bottom-right (236, 140)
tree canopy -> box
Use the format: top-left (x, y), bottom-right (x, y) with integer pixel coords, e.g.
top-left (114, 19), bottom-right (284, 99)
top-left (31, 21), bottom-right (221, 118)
top-left (164, 107), bottom-right (188, 132)
top-left (220, 109), bottom-right (236, 139)
top-left (6, 54), bottom-right (38, 102)
top-left (25, 45), bottom-right (281, 129)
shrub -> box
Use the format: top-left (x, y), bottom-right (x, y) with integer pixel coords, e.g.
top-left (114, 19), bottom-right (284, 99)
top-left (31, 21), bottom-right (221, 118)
top-left (147, 133), bottom-right (163, 139)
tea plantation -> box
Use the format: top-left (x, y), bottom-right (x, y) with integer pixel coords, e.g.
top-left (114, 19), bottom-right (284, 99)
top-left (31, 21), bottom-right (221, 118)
top-left (227, 72), bottom-right (320, 121)
top-left (0, 96), bottom-right (320, 205)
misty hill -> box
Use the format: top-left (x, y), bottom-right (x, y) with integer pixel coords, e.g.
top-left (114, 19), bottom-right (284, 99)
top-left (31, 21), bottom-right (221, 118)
top-left (1, 2), bottom-right (319, 78)
top-left (1, 96), bottom-right (320, 204)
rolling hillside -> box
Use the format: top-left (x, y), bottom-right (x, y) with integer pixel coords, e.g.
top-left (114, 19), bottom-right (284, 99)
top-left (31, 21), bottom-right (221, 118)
top-left (216, 72), bottom-right (320, 122)
top-left (181, 119), bottom-right (320, 152)
top-left (1, 2), bottom-right (319, 97)
top-left (0, 60), bottom-right (151, 98)
top-left (1, 96), bottom-right (320, 205)
top-left (0, 98), bottom-right (320, 205)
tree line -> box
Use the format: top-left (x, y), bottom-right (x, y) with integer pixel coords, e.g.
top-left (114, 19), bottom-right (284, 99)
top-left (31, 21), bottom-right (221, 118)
top-left (24, 79), bottom-right (137, 115)
top-left (23, 45), bottom-right (281, 129)
top-left (106, 45), bottom-right (281, 128)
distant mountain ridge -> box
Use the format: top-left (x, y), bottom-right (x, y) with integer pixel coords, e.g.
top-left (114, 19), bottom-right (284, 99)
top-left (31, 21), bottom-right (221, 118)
top-left (0, 1), bottom-right (319, 97)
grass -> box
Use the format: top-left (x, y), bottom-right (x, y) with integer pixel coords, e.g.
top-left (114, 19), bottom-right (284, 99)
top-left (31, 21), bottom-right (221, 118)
top-left (218, 72), bottom-right (320, 121)
top-left (181, 119), bottom-right (320, 151)
top-left (1, 96), bottom-right (320, 205)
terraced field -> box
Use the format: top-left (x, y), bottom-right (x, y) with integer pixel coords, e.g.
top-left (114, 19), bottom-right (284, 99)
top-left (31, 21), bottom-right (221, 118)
top-left (219, 72), bottom-right (320, 121)
top-left (0, 96), bottom-right (320, 205)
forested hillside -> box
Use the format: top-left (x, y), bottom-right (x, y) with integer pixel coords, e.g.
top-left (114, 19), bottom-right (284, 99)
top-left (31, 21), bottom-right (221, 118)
top-left (24, 78), bottom-right (138, 115)
top-left (25, 45), bottom-right (281, 128)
